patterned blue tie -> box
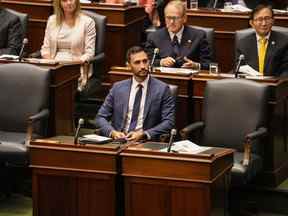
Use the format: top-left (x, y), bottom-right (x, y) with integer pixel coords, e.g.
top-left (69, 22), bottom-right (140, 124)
top-left (128, 84), bottom-right (143, 132)
top-left (172, 35), bottom-right (180, 58)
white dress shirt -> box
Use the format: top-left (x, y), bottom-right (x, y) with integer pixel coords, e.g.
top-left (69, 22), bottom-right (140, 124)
top-left (123, 75), bottom-right (149, 133)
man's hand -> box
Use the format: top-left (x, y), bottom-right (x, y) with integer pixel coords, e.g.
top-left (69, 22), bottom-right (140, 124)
top-left (160, 57), bottom-right (176, 67)
top-left (111, 130), bottom-right (126, 140)
top-left (126, 130), bottom-right (146, 142)
top-left (182, 57), bottom-right (200, 70)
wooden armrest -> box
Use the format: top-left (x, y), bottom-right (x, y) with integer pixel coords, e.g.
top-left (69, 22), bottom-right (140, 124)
top-left (180, 121), bottom-right (204, 139)
top-left (242, 127), bottom-right (267, 166)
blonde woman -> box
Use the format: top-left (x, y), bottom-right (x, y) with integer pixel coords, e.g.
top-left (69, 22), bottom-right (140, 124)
top-left (41, 0), bottom-right (96, 91)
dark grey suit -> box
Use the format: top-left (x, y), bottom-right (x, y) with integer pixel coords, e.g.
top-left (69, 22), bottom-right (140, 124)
top-left (145, 26), bottom-right (212, 70)
top-left (0, 8), bottom-right (23, 55)
top-left (236, 31), bottom-right (288, 77)
top-left (96, 77), bottom-right (175, 140)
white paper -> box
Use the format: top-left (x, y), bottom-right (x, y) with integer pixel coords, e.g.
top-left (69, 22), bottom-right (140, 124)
top-left (80, 0), bottom-right (91, 3)
top-left (221, 4), bottom-right (251, 12)
top-left (0, 54), bottom-right (19, 60)
top-left (273, 9), bottom-right (288, 14)
top-left (161, 140), bottom-right (211, 154)
top-left (155, 67), bottom-right (197, 75)
top-left (239, 64), bottom-right (261, 76)
top-left (25, 58), bottom-right (58, 64)
top-left (82, 134), bottom-right (112, 142)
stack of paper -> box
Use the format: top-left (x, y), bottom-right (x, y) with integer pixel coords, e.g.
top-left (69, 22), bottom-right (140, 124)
top-left (161, 140), bottom-right (211, 154)
top-left (79, 134), bottom-right (112, 144)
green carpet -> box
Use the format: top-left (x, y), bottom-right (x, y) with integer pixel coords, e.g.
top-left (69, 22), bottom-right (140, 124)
top-left (0, 194), bottom-right (32, 216)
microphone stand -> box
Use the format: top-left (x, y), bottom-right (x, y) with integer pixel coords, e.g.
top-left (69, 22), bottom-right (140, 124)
top-left (74, 118), bottom-right (84, 144)
top-left (235, 54), bottom-right (244, 78)
top-left (167, 129), bottom-right (177, 152)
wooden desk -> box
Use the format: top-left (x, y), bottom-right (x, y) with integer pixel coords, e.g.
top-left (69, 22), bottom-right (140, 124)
top-left (29, 136), bottom-right (121, 216)
top-left (187, 9), bottom-right (288, 73)
top-left (2, 0), bottom-right (146, 73)
top-left (44, 63), bottom-right (80, 136)
top-left (121, 142), bottom-right (234, 216)
top-left (108, 67), bottom-right (194, 129)
top-left (0, 60), bottom-right (80, 136)
top-left (107, 67), bottom-right (288, 187)
top-left (191, 73), bottom-right (288, 187)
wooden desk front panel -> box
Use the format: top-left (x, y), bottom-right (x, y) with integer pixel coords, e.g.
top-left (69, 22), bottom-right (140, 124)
top-left (121, 147), bottom-right (233, 216)
top-left (48, 64), bottom-right (80, 136)
top-left (124, 177), bottom-right (211, 216)
top-left (33, 169), bottom-right (116, 216)
top-left (30, 142), bottom-right (119, 216)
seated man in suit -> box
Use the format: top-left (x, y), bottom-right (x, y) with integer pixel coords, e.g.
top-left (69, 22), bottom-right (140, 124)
top-left (95, 46), bottom-right (175, 141)
top-left (236, 4), bottom-right (288, 77)
top-left (0, 6), bottom-right (23, 55)
top-left (145, 0), bottom-right (212, 69)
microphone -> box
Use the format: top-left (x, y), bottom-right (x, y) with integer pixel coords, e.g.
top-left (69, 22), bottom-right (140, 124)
top-left (167, 129), bottom-right (177, 152)
top-left (18, 38), bottom-right (28, 62)
top-left (213, 0), bottom-right (218, 8)
top-left (235, 54), bottom-right (245, 78)
top-left (74, 118), bottom-right (84, 144)
top-left (150, 48), bottom-right (159, 72)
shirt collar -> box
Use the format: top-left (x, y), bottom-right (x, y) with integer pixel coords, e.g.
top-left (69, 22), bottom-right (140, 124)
top-left (169, 26), bottom-right (184, 42)
top-left (131, 75), bottom-right (149, 90)
top-left (256, 32), bottom-right (270, 42)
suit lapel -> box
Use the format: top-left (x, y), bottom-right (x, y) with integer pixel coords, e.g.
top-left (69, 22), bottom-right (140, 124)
top-left (120, 79), bottom-right (132, 130)
top-left (164, 29), bottom-right (175, 56)
top-left (143, 77), bottom-right (153, 122)
top-left (264, 31), bottom-right (276, 76)
top-left (180, 27), bottom-right (194, 57)
top-left (246, 33), bottom-right (258, 71)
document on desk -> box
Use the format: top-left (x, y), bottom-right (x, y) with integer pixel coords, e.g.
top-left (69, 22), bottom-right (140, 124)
top-left (161, 140), bottom-right (211, 154)
top-left (239, 65), bottom-right (261, 76)
top-left (155, 67), bottom-right (197, 75)
top-left (0, 54), bottom-right (19, 60)
top-left (79, 134), bottom-right (112, 144)
top-left (24, 58), bottom-right (59, 65)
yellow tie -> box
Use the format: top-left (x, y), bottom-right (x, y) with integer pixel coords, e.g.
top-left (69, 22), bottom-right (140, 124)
top-left (258, 37), bottom-right (267, 75)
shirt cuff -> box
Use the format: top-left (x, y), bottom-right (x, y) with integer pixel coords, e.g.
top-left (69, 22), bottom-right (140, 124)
top-left (144, 131), bottom-right (151, 140)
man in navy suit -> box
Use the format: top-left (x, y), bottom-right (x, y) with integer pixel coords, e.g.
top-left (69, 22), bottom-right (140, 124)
top-left (0, 7), bottom-right (23, 55)
top-left (95, 46), bottom-right (175, 141)
top-left (236, 4), bottom-right (288, 77)
top-left (145, 0), bottom-right (211, 70)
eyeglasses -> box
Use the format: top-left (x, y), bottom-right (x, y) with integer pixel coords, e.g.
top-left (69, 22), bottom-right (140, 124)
top-left (165, 16), bottom-right (183, 22)
top-left (253, 16), bottom-right (273, 24)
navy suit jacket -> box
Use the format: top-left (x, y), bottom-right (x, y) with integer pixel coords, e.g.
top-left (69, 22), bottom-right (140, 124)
top-left (0, 9), bottom-right (23, 55)
top-left (95, 77), bottom-right (175, 140)
top-left (145, 26), bottom-right (212, 70)
top-left (236, 31), bottom-right (288, 77)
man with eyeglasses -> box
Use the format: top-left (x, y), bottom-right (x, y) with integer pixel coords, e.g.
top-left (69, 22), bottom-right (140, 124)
top-left (145, 0), bottom-right (211, 69)
top-left (236, 4), bottom-right (288, 77)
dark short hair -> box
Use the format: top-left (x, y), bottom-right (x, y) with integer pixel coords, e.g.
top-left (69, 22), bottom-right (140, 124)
top-left (126, 46), bottom-right (146, 63)
top-left (249, 4), bottom-right (274, 20)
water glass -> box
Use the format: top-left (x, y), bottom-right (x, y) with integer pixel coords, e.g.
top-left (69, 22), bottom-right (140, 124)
top-left (190, 0), bottom-right (198, 10)
top-left (224, 2), bottom-right (233, 12)
top-left (209, 62), bottom-right (219, 74)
